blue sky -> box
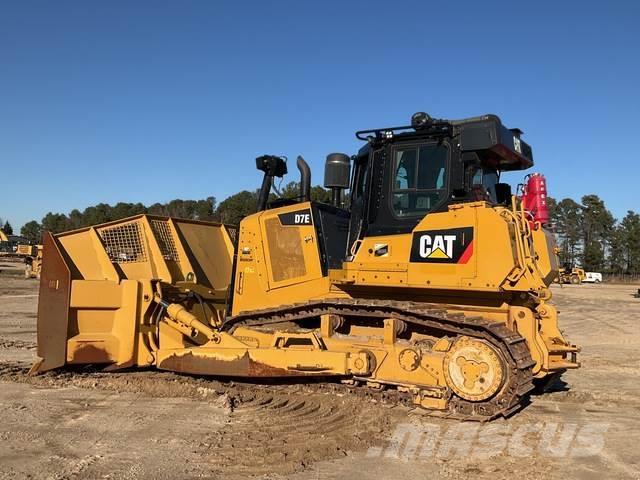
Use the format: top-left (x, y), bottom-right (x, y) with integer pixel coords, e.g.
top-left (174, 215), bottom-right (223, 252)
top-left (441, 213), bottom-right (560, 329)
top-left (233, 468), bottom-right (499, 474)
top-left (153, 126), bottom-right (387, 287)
top-left (2, 1), bottom-right (639, 230)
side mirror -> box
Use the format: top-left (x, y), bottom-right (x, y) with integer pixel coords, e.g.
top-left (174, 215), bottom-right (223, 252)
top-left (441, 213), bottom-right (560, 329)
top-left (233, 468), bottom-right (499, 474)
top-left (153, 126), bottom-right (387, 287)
top-left (495, 183), bottom-right (512, 205)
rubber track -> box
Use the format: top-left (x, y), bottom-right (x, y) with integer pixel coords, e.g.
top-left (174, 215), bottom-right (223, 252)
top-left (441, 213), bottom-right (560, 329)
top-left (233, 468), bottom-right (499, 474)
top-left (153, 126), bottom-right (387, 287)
top-left (224, 299), bottom-right (536, 421)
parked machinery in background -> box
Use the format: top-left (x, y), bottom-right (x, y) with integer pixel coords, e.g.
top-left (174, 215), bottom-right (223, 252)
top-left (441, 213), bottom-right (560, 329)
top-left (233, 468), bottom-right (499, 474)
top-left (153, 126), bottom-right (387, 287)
top-left (0, 230), bottom-right (11, 254)
top-left (16, 244), bottom-right (43, 279)
top-left (555, 266), bottom-right (586, 285)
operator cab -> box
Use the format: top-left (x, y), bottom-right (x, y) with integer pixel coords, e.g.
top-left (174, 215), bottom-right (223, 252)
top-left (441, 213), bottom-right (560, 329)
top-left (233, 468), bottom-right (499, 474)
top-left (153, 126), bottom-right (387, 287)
top-left (346, 112), bottom-right (533, 251)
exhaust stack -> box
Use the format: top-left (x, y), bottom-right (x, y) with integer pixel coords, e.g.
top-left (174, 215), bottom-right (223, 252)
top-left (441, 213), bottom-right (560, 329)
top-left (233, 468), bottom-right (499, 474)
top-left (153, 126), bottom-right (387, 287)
top-left (296, 156), bottom-right (311, 202)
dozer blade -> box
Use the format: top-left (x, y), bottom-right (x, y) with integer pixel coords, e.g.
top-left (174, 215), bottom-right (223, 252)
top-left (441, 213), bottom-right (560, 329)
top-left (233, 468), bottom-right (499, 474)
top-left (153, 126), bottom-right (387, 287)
top-left (30, 214), bottom-right (236, 375)
top-left (30, 232), bottom-right (71, 374)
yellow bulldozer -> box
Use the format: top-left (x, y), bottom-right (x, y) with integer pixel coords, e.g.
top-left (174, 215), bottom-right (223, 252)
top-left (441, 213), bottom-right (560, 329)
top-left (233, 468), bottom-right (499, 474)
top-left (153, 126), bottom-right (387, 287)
top-left (32, 112), bottom-right (580, 420)
top-left (16, 244), bottom-right (43, 279)
top-left (0, 230), bottom-right (10, 253)
top-left (555, 266), bottom-right (586, 285)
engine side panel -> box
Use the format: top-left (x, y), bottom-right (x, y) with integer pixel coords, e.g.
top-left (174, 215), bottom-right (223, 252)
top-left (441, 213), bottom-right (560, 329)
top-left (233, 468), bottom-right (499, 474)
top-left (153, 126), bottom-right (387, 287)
top-left (231, 202), bottom-right (337, 315)
top-left (331, 202), bottom-right (544, 295)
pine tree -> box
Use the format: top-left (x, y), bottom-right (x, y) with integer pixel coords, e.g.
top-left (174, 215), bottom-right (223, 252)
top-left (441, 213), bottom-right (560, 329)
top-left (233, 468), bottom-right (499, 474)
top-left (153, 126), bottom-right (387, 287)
top-left (2, 221), bottom-right (13, 235)
top-left (580, 195), bottom-right (614, 271)
top-left (620, 211), bottom-right (640, 273)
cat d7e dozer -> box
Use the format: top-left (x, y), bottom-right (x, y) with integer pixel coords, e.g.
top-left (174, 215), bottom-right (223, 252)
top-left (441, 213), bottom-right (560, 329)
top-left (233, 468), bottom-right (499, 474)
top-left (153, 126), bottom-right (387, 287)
top-left (32, 112), bottom-right (580, 420)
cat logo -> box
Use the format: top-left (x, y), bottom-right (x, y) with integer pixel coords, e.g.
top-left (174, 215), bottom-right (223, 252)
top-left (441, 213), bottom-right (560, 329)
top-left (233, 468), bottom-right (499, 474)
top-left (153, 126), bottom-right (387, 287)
top-left (410, 227), bottom-right (474, 264)
top-left (419, 234), bottom-right (456, 259)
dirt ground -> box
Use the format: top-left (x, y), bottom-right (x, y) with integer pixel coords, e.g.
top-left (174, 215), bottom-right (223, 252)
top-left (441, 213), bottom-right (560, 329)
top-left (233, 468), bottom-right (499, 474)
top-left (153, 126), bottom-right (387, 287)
top-left (0, 262), bottom-right (639, 479)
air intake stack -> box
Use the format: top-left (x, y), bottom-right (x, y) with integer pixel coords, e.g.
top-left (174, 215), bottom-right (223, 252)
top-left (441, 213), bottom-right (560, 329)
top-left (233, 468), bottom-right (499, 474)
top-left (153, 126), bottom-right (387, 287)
top-left (323, 153), bottom-right (351, 207)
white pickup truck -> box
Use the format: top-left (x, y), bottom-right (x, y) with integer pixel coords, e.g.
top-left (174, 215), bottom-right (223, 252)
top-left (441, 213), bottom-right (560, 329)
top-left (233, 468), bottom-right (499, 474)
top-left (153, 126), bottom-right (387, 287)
top-left (583, 272), bottom-right (603, 283)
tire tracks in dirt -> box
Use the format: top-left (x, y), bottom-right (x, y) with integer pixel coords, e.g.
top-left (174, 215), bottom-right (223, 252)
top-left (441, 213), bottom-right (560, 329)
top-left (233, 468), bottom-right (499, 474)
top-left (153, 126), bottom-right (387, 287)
top-left (0, 337), bottom-right (36, 350)
top-left (0, 362), bottom-right (405, 477)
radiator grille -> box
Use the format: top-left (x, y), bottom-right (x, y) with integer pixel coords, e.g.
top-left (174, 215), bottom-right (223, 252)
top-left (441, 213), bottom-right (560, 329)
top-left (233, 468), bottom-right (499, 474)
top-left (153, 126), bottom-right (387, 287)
top-left (264, 217), bottom-right (306, 282)
top-left (225, 225), bottom-right (238, 245)
top-left (99, 222), bottom-right (147, 264)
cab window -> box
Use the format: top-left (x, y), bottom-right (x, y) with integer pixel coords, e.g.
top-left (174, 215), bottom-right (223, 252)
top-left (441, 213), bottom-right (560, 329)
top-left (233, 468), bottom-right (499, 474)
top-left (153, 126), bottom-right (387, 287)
top-left (392, 144), bottom-right (448, 217)
top-left (471, 167), bottom-right (499, 202)
top-left (355, 155), bottom-right (369, 198)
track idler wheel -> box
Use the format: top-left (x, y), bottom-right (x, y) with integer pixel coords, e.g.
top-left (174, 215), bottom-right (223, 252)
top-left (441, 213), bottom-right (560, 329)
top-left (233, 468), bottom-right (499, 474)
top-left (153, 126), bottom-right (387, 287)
top-left (443, 336), bottom-right (506, 402)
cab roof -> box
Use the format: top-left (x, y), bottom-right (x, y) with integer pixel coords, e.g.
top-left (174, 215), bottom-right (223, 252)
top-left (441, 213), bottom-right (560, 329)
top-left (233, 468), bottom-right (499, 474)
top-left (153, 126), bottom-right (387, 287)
top-left (356, 113), bottom-right (533, 171)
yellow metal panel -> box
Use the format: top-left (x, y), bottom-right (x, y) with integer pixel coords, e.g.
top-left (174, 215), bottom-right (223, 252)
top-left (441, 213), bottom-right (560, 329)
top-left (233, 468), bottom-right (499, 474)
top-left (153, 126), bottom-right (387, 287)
top-left (33, 232), bottom-right (71, 373)
top-left (531, 227), bottom-right (559, 285)
top-left (64, 278), bottom-right (140, 368)
top-left (67, 334), bottom-right (119, 364)
top-left (232, 203), bottom-right (334, 315)
top-left (154, 346), bottom-right (364, 377)
top-left (70, 280), bottom-right (122, 308)
top-left (259, 202), bottom-right (323, 289)
top-left (73, 310), bottom-right (115, 337)
top-left (174, 218), bottom-right (234, 290)
top-left (58, 229), bottom-right (119, 281)
top-left (337, 203), bottom-right (522, 293)
top-left (111, 279), bottom-right (140, 367)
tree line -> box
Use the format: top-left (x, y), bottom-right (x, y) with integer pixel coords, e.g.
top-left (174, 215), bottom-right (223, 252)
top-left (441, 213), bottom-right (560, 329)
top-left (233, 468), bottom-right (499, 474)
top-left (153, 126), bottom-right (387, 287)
top-left (12, 188), bottom-right (639, 275)
top-left (17, 181), bottom-right (331, 243)
top-left (548, 195), bottom-right (639, 274)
